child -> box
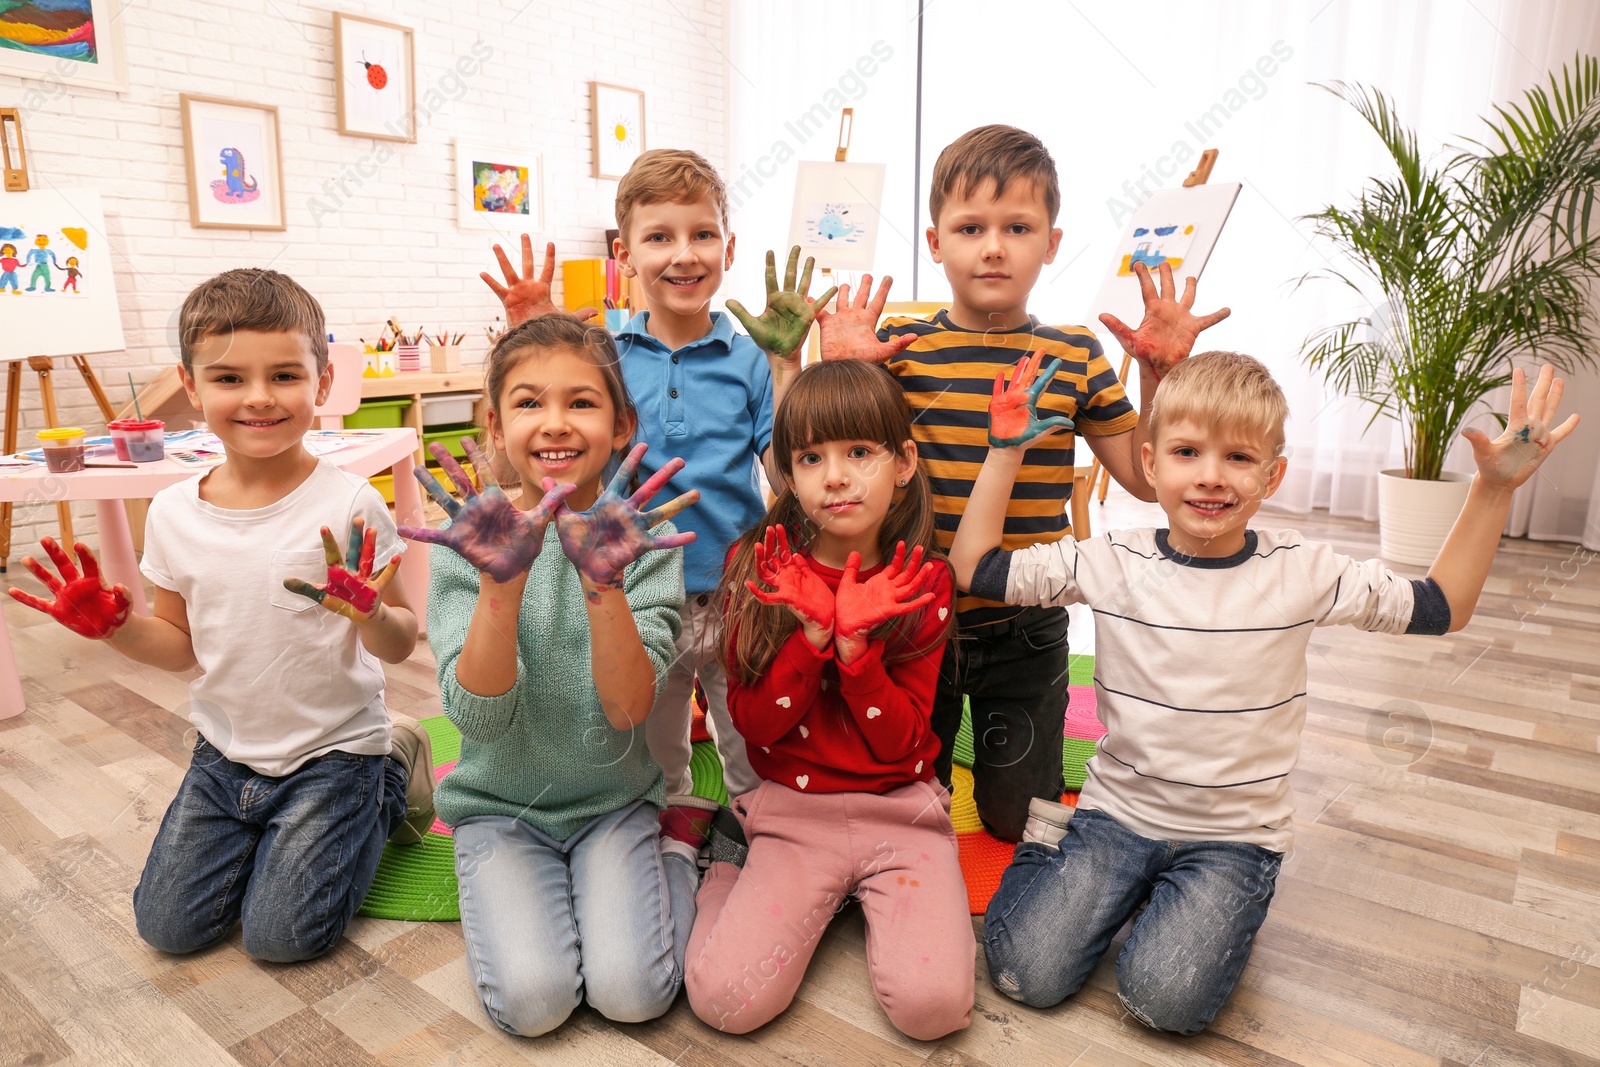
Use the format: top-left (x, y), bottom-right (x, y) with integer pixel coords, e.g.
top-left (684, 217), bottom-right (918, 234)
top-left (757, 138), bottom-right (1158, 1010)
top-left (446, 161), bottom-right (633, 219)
top-left (479, 149), bottom-right (835, 817)
top-left (8, 268), bottom-right (432, 962)
top-left (401, 314), bottom-right (700, 1037)
top-left (63, 256), bottom-right (81, 293)
top-left (819, 124), bottom-right (1230, 840)
top-left (950, 351), bottom-right (1579, 1034)
top-left (683, 360), bottom-right (973, 1041)
top-left (0, 243), bottom-right (19, 292)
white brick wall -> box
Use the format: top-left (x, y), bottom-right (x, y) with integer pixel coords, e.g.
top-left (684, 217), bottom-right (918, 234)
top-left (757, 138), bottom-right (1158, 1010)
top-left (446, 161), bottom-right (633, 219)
top-left (1, 0), bottom-right (726, 561)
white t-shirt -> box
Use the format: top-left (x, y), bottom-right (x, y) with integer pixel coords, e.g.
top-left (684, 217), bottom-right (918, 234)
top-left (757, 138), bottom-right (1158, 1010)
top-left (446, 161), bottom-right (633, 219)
top-left (140, 459), bottom-right (405, 776)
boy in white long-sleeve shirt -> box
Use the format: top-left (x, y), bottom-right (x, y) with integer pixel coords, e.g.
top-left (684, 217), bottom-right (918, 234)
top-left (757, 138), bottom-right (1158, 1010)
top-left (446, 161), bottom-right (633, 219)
top-left (950, 350), bottom-right (1579, 1036)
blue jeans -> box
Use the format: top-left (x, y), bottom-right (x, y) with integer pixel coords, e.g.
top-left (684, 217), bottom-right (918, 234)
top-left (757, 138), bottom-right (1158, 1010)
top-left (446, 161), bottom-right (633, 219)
top-left (932, 606), bottom-right (1072, 841)
top-left (453, 800), bottom-right (698, 1037)
top-left (983, 807), bottom-right (1281, 1035)
top-left (133, 735), bottom-right (407, 962)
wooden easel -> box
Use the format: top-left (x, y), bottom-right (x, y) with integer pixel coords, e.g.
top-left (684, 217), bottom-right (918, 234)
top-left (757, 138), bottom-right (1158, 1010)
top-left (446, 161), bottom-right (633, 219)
top-left (1089, 148), bottom-right (1219, 506)
top-left (1, 355), bottom-right (117, 572)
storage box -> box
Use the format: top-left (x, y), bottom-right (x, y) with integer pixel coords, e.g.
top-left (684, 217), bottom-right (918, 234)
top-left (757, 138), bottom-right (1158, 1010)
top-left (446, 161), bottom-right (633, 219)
top-left (369, 461), bottom-right (476, 505)
top-left (420, 392), bottom-right (479, 427)
top-left (422, 425), bottom-right (478, 461)
top-left (346, 398), bottom-right (412, 429)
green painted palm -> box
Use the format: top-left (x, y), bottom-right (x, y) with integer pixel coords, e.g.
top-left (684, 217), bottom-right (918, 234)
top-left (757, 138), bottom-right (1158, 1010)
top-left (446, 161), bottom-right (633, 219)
top-left (1299, 56), bottom-right (1600, 481)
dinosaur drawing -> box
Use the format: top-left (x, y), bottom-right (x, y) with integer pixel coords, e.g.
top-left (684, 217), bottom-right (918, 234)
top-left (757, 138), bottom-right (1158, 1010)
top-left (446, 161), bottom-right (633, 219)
top-left (218, 148), bottom-right (258, 199)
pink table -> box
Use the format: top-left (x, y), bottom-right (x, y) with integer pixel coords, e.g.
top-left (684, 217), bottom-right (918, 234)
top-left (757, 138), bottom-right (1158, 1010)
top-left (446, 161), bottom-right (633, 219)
top-left (0, 428), bottom-right (428, 717)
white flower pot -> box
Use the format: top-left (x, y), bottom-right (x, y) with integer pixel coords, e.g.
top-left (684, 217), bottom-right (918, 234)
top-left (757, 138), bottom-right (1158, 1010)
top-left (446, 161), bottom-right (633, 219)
top-left (1377, 469), bottom-right (1473, 567)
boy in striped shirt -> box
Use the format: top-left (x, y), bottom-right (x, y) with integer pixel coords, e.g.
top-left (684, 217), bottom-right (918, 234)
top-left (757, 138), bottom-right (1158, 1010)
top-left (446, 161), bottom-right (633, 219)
top-left (950, 350), bottom-right (1579, 1035)
top-left (818, 124), bottom-right (1229, 840)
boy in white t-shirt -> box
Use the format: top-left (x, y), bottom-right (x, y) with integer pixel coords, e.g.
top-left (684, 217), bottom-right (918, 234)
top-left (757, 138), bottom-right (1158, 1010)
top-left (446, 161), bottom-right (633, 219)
top-left (8, 269), bottom-right (434, 963)
top-left (950, 350), bottom-right (1579, 1035)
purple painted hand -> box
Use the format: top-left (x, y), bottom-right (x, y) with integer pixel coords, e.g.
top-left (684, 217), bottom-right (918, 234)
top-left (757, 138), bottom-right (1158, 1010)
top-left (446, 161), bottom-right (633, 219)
top-left (283, 518), bottom-right (399, 621)
top-left (398, 438), bottom-right (576, 582)
top-left (555, 443), bottom-right (699, 598)
top-left (989, 351), bottom-right (1075, 449)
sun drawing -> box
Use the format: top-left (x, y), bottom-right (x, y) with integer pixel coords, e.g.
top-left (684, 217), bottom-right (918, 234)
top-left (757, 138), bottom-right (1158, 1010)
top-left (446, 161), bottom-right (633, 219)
top-left (610, 113), bottom-right (637, 149)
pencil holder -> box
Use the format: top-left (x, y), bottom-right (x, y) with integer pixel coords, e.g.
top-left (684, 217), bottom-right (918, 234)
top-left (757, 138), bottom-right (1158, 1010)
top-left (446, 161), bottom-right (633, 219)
top-left (429, 343), bottom-right (461, 372)
top-left (396, 343), bottom-right (422, 373)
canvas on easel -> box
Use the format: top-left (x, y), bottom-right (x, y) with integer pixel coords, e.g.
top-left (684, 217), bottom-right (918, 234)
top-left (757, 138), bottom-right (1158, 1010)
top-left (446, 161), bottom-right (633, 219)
top-left (787, 160), bottom-right (886, 273)
top-left (1086, 181), bottom-right (1240, 338)
top-left (1, 187), bottom-right (125, 357)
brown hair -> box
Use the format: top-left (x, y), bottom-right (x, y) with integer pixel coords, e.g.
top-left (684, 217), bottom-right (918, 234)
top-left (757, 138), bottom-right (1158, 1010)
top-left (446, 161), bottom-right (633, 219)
top-left (615, 149), bottom-right (730, 241)
top-left (719, 361), bottom-right (949, 685)
top-left (928, 124), bottom-right (1060, 227)
top-left (483, 314), bottom-right (637, 451)
top-left (1149, 351), bottom-right (1289, 455)
top-left (178, 268), bottom-right (328, 372)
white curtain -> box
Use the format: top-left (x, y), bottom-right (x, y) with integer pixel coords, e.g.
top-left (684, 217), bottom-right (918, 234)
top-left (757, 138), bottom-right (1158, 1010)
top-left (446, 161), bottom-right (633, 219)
top-left (725, 0), bottom-right (1600, 549)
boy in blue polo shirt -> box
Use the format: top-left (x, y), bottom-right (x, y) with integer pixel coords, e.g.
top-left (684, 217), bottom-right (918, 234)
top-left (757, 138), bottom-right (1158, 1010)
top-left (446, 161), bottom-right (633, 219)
top-left (479, 149), bottom-right (832, 822)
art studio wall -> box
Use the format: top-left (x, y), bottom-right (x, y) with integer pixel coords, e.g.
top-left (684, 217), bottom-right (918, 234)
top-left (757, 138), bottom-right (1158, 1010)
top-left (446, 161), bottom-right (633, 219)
top-left (0, 0), bottom-right (726, 553)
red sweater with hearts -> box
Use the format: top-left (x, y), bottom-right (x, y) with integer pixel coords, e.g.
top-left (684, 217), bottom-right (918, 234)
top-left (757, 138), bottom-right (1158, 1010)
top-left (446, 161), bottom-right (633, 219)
top-left (725, 553), bottom-right (952, 795)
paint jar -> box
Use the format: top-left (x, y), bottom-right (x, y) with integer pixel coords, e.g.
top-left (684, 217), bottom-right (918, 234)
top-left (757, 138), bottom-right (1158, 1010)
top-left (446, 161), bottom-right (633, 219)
top-left (108, 418), bottom-right (166, 462)
top-left (37, 427), bottom-right (87, 473)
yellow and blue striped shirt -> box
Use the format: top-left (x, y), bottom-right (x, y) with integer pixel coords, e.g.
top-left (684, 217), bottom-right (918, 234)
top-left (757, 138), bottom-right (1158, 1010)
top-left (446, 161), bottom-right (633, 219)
top-left (882, 311), bottom-right (1137, 626)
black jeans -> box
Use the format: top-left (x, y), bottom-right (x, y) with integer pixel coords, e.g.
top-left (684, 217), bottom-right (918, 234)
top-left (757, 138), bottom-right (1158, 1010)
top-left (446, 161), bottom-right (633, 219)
top-left (931, 606), bottom-right (1071, 842)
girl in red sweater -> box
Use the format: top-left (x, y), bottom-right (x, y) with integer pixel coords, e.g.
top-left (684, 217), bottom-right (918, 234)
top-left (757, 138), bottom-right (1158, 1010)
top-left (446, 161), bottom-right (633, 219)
top-left (683, 360), bottom-right (973, 1040)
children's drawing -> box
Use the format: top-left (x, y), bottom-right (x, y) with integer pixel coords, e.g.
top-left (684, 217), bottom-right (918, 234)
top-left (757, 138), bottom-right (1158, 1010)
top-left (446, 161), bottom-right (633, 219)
top-left (358, 52), bottom-right (388, 89)
top-left (211, 147), bottom-right (261, 203)
top-left (472, 162), bottom-right (529, 216)
top-left (334, 14), bottom-right (415, 142)
top-left (3, 188), bottom-right (125, 356)
top-left (0, 0), bottom-right (97, 62)
top-left (801, 202), bottom-right (869, 248)
top-left (1116, 223), bottom-right (1196, 276)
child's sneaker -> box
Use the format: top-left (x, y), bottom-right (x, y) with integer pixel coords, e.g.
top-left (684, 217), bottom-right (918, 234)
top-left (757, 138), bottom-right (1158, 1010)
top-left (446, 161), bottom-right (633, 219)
top-left (387, 716), bottom-right (436, 845)
top-left (1021, 797), bottom-right (1076, 849)
top-left (659, 794), bottom-right (720, 864)
top-left (706, 806), bottom-right (748, 869)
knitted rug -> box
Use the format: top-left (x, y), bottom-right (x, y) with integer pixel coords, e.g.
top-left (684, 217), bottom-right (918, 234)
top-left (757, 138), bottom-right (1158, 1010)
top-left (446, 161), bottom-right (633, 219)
top-left (357, 654), bottom-right (1102, 921)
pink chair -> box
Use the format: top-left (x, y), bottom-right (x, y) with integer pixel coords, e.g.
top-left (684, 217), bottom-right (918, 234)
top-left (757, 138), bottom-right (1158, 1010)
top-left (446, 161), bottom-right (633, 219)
top-left (315, 342), bottom-right (365, 429)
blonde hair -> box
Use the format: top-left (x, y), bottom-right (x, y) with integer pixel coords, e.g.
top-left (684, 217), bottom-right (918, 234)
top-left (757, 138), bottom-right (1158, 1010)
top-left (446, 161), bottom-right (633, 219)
top-left (614, 149), bottom-right (730, 241)
top-left (1149, 351), bottom-right (1288, 454)
top-left (929, 125), bottom-right (1060, 227)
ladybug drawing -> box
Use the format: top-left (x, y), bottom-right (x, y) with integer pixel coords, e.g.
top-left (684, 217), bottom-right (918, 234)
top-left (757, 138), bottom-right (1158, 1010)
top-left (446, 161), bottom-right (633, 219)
top-left (358, 52), bottom-right (387, 90)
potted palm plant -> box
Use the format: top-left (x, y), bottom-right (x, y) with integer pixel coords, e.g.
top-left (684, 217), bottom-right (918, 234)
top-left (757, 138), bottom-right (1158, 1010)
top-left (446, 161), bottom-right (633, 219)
top-left (1299, 57), bottom-right (1600, 565)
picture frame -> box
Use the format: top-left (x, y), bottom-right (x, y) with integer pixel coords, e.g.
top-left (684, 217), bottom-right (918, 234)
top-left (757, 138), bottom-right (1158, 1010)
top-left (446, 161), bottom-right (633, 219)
top-left (180, 94), bottom-right (287, 231)
top-left (454, 140), bottom-right (544, 234)
top-left (333, 12), bottom-right (416, 143)
top-left (0, 0), bottom-right (129, 92)
top-left (591, 82), bottom-right (646, 180)
top-left (786, 160), bottom-right (887, 272)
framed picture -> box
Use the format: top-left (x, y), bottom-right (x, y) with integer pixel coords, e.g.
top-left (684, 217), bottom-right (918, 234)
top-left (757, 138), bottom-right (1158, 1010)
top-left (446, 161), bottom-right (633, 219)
top-left (786, 160), bottom-right (887, 271)
top-left (591, 82), bottom-right (646, 180)
top-left (180, 94), bottom-right (286, 231)
top-left (333, 12), bottom-right (415, 142)
top-left (0, 0), bottom-right (128, 92)
top-left (454, 140), bottom-right (543, 234)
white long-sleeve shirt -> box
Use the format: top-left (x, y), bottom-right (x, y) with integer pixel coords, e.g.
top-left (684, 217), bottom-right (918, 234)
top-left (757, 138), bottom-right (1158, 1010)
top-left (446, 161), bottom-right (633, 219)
top-left (971, 528), bottom-right (1450, 853)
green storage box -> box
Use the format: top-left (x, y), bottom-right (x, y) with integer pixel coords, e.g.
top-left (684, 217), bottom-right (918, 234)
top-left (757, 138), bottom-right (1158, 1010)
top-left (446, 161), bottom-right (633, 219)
top-left (346, 398), bottom-right (412, 429)
top-left (422, 424), bottom-right (478, 460)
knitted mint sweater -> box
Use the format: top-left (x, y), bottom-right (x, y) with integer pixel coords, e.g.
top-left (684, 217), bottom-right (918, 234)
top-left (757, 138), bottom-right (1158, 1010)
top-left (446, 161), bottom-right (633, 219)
top-left (426, 523), bottom-right (684, 840)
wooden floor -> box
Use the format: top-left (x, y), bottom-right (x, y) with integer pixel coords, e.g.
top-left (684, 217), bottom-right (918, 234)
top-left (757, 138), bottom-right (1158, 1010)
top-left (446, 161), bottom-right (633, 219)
top-left (2, 499), bottom-right (1598, 1067)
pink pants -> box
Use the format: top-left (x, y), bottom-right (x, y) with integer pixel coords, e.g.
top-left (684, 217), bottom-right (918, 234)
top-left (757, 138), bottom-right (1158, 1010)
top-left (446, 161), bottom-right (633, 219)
top-left (684, 779), bottom-right (975, 1040)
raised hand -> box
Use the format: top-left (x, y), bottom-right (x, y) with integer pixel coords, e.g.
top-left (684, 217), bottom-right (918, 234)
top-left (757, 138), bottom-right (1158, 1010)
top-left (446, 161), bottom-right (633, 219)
top-left (990, 350), bottom-right (1076, 448)
top-left (479, 235), bottom-right (597, 328)
top-left (1462, 364), bottom-right (1580, 491)
top-left (398, 439), bottom-right (576, 583)
top-left (726, 246), bottom-right (839, 359)
top-left (1097, 260), bottom-right (1230, 379)
top-left (816, 274), bottom-right (918, 365)
top-left (283, 518), bottom-right (399, 621)
top-left (745, 525), bottom-right (836, 632)
top-left (834, 541), bottom-right (937, 640)
top-left (555, 443), bottom-right (699, 597)
top-left (8, 537), bottom-right (132, 639)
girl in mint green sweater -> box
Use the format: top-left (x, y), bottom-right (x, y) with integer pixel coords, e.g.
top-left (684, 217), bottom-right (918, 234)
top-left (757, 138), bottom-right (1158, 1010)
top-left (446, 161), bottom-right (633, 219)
top-left (400, 315), bottom-right (699, 1038)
